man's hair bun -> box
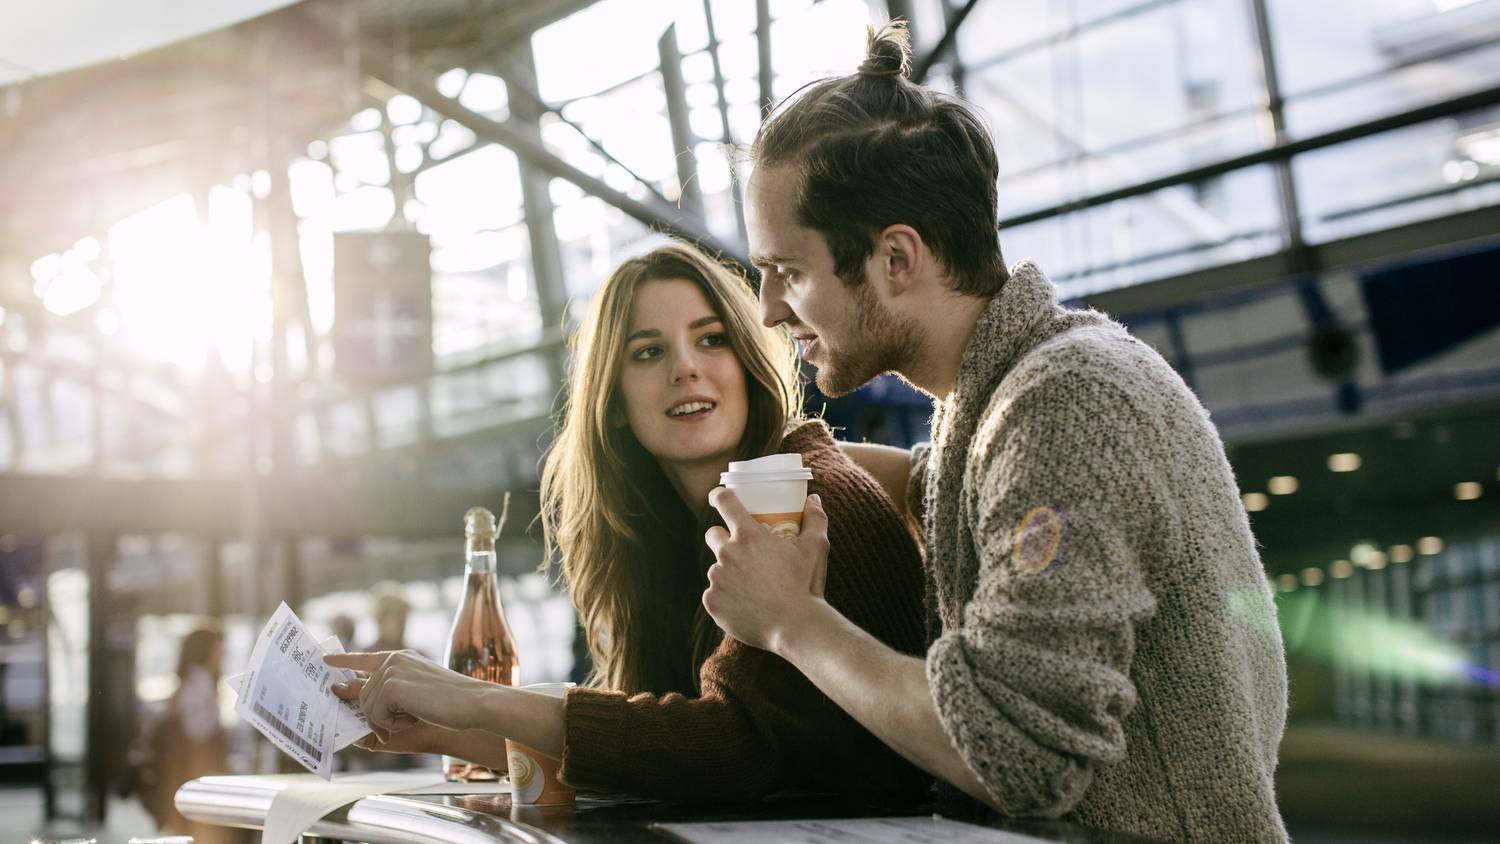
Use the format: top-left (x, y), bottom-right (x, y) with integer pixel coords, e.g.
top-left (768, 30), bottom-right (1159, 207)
top-left (857, 21), bottom-right (911, 79)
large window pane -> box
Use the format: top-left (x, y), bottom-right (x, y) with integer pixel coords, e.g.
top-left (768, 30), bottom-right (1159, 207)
top-left (1004, 164), bottom-right (1285, 297)
top-left (1268, 0), bottom-right (1500, 137)
top-left (968, 0), bottom-right (1268, 217)
top-left (1293, 105), bottom-right (1500, 244)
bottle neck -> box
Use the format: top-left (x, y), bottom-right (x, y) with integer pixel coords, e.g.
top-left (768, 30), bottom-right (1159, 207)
top-left (465, 540), bottom-right (496, 573)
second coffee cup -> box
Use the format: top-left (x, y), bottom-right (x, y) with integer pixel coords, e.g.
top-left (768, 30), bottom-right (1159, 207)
top-left (505, 682), bottom-right (576, 805)
top-left (720, 453), bottom-right (814, 538)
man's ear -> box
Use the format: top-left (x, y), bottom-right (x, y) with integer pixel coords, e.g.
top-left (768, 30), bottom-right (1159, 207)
top-left (876, 225), bottom-right (925, 297)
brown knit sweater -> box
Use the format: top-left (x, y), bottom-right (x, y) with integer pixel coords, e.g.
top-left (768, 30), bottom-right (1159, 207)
top-left (559, 420), bottom-right (931, 801)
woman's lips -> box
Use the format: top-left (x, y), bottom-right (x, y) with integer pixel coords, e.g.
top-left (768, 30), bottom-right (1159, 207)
top-left (669, 406), bottom-right (715, 422)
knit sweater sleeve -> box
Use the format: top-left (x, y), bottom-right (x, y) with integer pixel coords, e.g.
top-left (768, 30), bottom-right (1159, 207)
top-left (926, 367), bottom-right (1163, 818)
top-left (560, 637), bottom-right (799, 799)
top-left (560, 421), bottom-right (929, 801)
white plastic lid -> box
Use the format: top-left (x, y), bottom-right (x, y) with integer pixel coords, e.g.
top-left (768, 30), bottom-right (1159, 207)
top-left (727, 452), bottom-right (804, 473)
top-left (721, 469), bottom-right (813, 485)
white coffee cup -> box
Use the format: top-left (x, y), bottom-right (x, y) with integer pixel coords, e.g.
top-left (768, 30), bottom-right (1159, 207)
top-left (720, 453), bottom-right (814, 538)
top-left (505, 682), bottom-right (576, 805)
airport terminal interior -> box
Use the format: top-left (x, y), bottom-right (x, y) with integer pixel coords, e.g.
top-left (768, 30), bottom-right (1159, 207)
top-left (1, 0), bottom-right (1499, 841)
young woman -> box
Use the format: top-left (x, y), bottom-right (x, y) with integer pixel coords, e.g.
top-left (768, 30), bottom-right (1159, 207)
top-left (140, 625), bottom-right (244, 843)
top-left (329, 242), bottom-right (927, 800)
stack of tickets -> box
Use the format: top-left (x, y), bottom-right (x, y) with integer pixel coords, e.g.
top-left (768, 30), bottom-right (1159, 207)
top-left (227, 602), bottom-right (371, 779)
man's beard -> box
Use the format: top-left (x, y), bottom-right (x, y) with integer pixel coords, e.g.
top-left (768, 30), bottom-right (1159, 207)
top-left (812, 282), bottom-right (922, 397)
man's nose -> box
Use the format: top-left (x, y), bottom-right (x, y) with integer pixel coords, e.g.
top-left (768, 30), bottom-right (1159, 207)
top-left (760, 279), bottom-right (791, 329)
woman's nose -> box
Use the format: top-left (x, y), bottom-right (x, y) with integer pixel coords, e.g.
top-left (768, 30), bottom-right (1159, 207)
top-left (670, 348), bottom-right (701, 383)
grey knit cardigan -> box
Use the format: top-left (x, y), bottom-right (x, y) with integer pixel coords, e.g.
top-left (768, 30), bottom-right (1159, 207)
top-left (909, 262), bottom-right (1288, 843)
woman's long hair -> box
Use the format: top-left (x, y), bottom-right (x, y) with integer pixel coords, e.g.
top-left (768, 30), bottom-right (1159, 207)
top-left (540, 242), bottom-right (800, 695)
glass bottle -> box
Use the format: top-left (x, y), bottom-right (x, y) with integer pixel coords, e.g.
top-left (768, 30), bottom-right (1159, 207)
top-left (442, 505), bottom-right (520, 781)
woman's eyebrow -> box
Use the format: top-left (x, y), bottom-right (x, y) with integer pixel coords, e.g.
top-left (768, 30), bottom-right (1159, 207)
top-left (626, 316), bottom-right (721, 344)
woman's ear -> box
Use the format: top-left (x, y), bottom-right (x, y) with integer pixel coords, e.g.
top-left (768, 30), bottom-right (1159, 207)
top-left (609, 406), bottom-right (628, 428)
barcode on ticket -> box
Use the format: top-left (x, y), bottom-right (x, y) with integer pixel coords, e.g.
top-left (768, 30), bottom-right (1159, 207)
top-left (252, 700), bottom-right (324, 763)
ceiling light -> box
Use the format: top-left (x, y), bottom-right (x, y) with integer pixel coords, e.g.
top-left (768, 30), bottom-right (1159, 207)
top-left (1389, 544), bottom-right (1414, 564)
top-left (1418, 536), bottom-right (1443, 556)
top-left (1268, 476), bottom-right (1299, 495)
top-left (1243, 492), bottom-right (1269, 512)
top-left (1276, 574), bottom-right (1298, 592)
top-left (1454, 482), bottom-right (1483, 501)
top-left (386, 94), bottom-right (423, 126)
top-left (1330, 559), bottom-right (1354, 579)
top-left (1301, 567), bottom-right (1325, 587)
top-left (1328, 453), bottom-right (1361, 472)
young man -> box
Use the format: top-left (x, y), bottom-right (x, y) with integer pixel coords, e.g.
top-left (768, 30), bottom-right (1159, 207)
top-left (701, 23), bottom-right (1289, 843)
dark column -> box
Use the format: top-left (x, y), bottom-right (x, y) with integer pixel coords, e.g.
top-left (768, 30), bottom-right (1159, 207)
top-left (756, 0), bottom-right (774, 112)
top-left (660, 25), bottom-right (704, 215)
top-left (203, 537), bottom-right (225, 620)
top-left (1246, 0), bottom-right (1307, 259)
top-left (83, 532), bottom-right (115, 824)
top-left (41, 568), bottom-right (54, 821)
top-left (885, 0), bottom-right (916, 33)
top-left (940, 0), bottom-right (968, 92)
top-left (701, 0), bottom-right (748, 242)
top-left (506, 40), bottom-right (570, 395)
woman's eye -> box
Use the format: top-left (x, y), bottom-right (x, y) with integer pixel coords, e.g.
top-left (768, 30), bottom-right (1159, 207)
top-left (631, 345), bottom-right (662, 361)
top-left (700, 333), bottom-right (728, 348)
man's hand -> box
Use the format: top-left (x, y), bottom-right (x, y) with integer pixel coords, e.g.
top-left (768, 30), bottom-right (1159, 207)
top-left (702, 489), bottom-right (831, 654)
top-left (325, 650), bottom-right (489, 736)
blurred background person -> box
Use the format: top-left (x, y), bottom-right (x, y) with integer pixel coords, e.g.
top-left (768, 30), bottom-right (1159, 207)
top-left (361, 582), bottom-right (417, 655)
top-left (329, 613), bottom-right (357, 651)
top-left (343, 583), bottom-right (427, 772)
top-left (132, 624), bottom-right (244, 844)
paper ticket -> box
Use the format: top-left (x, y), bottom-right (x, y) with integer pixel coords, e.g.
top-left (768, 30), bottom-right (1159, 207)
top-left (227, 634), bottom-right (369, 754)
top-left (319, 635), bottom-right (372, 751)
top-left (233, 602), bottom-right (370, 778)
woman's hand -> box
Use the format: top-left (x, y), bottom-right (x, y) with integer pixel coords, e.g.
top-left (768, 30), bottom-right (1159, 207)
top-left (325, 650), bottom-right (491, 736)
top-left (349, 720), bottom-right (457, 755)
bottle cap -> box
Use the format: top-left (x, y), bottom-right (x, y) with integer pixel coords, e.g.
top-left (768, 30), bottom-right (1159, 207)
top-left (465, 507), bottom-right (497, 538)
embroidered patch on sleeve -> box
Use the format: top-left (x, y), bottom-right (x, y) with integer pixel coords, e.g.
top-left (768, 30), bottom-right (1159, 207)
top-left (1014, 505), bottom-right (1065, 574)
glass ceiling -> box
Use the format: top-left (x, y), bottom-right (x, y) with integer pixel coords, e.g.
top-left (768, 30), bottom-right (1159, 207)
top-left (4, 0), bottom-right (1498, 478)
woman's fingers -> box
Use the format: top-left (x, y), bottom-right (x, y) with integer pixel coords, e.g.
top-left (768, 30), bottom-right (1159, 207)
top-left (323, 651), bottom-right (394, 672)
top-left (331, 677), bottom-right (365, 700)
